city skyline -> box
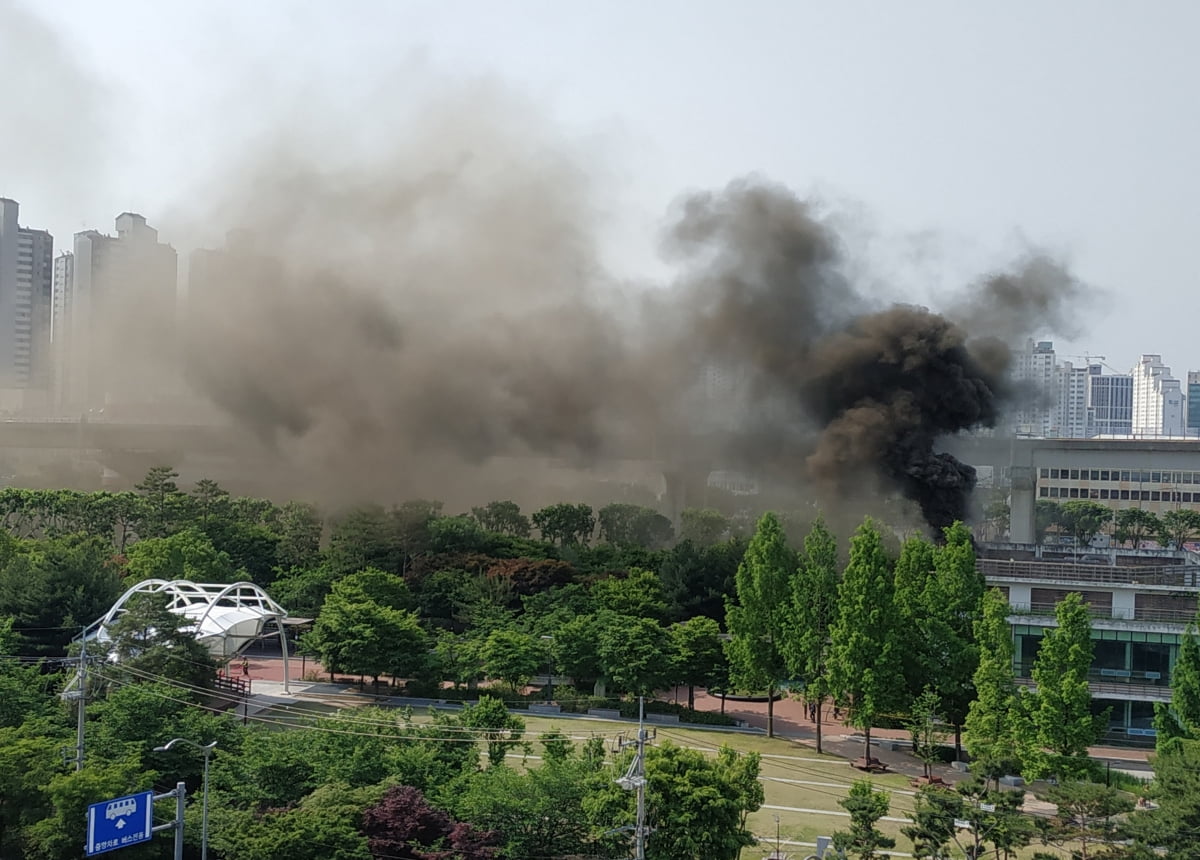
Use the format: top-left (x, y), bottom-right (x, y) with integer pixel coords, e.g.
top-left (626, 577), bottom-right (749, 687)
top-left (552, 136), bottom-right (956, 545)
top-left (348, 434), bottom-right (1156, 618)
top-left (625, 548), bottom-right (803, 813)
top-left (3, 2), bottom-right (1200, 375)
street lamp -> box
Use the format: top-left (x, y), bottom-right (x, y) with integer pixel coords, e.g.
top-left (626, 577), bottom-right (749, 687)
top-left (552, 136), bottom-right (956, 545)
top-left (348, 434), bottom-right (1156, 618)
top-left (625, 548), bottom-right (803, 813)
top-left (540, 635), bottom-right (554, 701)
top-left (155, 738), bottom-right (217, 860)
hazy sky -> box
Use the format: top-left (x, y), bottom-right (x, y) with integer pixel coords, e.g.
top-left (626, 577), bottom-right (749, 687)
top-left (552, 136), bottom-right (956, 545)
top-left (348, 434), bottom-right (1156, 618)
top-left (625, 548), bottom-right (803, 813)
top-left (4, 0), bottom-right (1198, 374)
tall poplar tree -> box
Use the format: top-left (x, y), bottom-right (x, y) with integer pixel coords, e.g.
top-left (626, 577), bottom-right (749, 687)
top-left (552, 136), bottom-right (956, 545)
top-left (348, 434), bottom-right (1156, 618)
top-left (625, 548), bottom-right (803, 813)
top-left (828, 518), bottom-right (902, 757)
top-left (965, 589), bottom-right (1023, 785)
top-left (1153, 621), bottom-right (1200, 746)
top-left (785, 515), bottom-right (840, 753)
top-left (1029, 592), bottom-right (1105, 778)
top-left (725, 512), bottom-right (795, 738)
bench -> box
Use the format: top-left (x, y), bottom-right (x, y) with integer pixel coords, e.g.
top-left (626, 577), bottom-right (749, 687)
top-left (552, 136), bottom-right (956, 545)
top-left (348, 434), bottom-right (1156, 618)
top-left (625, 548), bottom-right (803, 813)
top-left (853, 756), bottom-right (890, 774)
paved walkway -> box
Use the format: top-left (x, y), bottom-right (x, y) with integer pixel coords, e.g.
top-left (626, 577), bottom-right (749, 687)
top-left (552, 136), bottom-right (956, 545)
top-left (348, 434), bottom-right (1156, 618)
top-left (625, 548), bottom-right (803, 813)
top-left (235, 654), bottom-right (1153, 773)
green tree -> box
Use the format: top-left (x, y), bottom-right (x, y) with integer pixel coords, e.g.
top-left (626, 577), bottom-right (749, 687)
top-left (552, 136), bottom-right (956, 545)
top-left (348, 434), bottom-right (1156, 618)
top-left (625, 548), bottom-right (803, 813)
top-left (1113, 507), bottom-right (1160, 549)
top-left (965, 589), bottom-right (1024, 785)
top-left (452, 755), bottom-right (597, 859)
top-left (470, 499), bottom-right (532, 537)
top-left (1028, 592), bottom-right (1105, 778)
top-left (784, 515), bottom-right (841, 753)
top-left (589, 741), bottom-right (759, 860)
top-left (0, 723), bottom-right (59, 856)
top-left (1123, 737), bottom-right (1200, 859)
top-left (1158, 508), bottom-right (1200, 549)
top-left (907, 688), bottom-right (947, 781)
top-left (123, 527), bottom-right (238, 584)
top-left (597, 614), bottom-right (671, 697)
top-left (891, 534), bottom-right (937, 698)
top-left (833, 780), bottom-right (896, 860)
top-left (1035, 499), bottom-right (1062, 545)
top-left (1154, 621), bottom-right (1200, 745)
top-left (275, 501), bottom-right (323, 570)
top-left (461, 695), bottom-right (526, 768)
top-left (828, 518), bottom-right (902, 756)
top-left (105, 592), bottom-right (217, 688)
top-left (670, 615), bottom-right (727, 709)
top-left (0, 536), bottom-right (123, 656)
top-left (1037, 781), bottom-right (1133, 860)
top-left (480, 629), bottom-right (542, 691)
top-left (303, 594), bottom-right (428, 686)
top-left (927, 521), bottom-right (985, 758)
top-left (1057, 499), bottom-right (1111, 548)
top-left (725, 512), bottom-right (794, 737)
top-left (189, 478), bottom-right (230, 527)
top-left (554, 614), bottom-right (605, 694)
top-left (134, 465), bottom-right (187, 537)
top-left (597, 503), bottom-right (674, 548)
top-left (903, 779), bottom-right (1033, 860)
top-left (329, 567), bottom-right (413, 610)
top-left (591, 568), bottom-right (667, 620)
top-left (679, 507), bottom-right (729, 546)
top-left (531, 503), bottom-right (595, 546)
top-left (658, 537), bottom-right (745, 622)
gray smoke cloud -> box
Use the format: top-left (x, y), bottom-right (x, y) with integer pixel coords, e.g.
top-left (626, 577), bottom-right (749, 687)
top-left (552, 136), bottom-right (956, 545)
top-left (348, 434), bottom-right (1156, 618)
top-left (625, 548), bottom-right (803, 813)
top-left (177, 142), bottom-right (1086, 531)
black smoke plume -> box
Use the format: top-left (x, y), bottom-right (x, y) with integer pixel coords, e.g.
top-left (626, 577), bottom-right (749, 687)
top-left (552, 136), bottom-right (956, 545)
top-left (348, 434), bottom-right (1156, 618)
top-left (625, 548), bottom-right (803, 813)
top-left (671, 179), bottom-right (1080, 534)
top-left (166, 100), bottom-right (1084, 529)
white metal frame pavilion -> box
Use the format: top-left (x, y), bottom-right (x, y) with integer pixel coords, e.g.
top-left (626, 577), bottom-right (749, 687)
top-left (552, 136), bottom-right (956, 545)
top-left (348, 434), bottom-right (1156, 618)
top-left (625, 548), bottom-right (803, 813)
top-left (83, 579), bottom-right (292, 693)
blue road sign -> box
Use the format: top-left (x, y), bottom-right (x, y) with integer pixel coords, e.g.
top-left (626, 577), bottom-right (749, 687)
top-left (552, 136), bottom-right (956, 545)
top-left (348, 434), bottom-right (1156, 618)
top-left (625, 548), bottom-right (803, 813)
top-left (86, 790), bottom-right (154, 856)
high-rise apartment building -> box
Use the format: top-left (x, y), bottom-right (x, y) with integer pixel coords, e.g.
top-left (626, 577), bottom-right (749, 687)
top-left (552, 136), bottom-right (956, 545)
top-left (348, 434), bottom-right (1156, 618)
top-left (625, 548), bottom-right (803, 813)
top-left (1132, 354), bottom-right (1186, 437)
top-left (0, 198), bottom-right (54, 411)
top-left (56, 213), bottom-right (178, 413)
top-left (1188, 371), bottom-right (1200, 434)
top-left (1012, 339), bottom-right (1057, 435)
top-left (1085, 365), bottom-right (1133, 436)
top-left (1052, 362), bottom-right (1089, 438)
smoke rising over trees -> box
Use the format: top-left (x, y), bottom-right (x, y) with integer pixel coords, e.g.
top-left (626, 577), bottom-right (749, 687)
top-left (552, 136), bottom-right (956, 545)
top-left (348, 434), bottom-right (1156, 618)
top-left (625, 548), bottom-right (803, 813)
top-left (30, 75), bottom-right (1087, 531)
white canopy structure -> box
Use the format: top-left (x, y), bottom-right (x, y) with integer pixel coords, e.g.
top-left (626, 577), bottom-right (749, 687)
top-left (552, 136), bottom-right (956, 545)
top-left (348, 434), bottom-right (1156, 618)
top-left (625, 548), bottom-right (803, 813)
top-left (84, 579), bottom-right (292, 692)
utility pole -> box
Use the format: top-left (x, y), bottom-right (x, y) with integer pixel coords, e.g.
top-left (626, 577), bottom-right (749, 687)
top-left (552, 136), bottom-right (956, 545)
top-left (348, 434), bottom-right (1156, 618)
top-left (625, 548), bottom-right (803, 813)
top-left (75, 632), bottom-right (86, 771)
top-left (616, 696), bottom-right (652, 859)
top-left (62, 629), bottom-right (89, 771)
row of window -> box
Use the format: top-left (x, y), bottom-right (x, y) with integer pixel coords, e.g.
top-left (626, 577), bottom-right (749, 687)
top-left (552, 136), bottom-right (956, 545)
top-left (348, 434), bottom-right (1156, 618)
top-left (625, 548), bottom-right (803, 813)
top-left (1039, 468), bottom-right (1200, 484)
top-left (1040, 485), bottom-right (1200, 502)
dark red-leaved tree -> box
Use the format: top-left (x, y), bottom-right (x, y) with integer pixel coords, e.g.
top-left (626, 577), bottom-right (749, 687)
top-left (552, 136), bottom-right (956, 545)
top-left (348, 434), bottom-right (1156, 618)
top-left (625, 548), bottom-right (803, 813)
top-left (361, 785), bottom-right (500, 860)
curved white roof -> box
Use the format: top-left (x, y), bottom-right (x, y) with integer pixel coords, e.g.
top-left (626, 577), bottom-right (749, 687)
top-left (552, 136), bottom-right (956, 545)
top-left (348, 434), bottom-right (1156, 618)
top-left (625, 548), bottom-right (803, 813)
top-left (87, 579), bottom-right (289, 660)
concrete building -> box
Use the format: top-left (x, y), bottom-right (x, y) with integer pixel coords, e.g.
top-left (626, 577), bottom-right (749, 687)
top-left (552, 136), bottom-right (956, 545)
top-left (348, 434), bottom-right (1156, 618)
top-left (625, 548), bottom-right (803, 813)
top-left (980, 545), bottom-right (1198, 743)
top-left (57, 213), bottom-right (178, 413)
top-left (1132, 355), bottom-right (1186, 437)
top-left (1086, 365), bottom-right (1133, 437)
top-left (0, 199), bottom-right (54, 412)
top-left (1188, 371), bottom-right (1200, 434)
top-left (1011, 339), bottom-right (1056, 435)
top-left (1052, 361), bottom-right (1089, 438)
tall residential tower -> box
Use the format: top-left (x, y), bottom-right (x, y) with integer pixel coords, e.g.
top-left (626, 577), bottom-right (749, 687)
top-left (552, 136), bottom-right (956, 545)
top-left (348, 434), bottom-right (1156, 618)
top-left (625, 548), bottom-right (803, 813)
top-left (0, 198), bottom-right (53, 411)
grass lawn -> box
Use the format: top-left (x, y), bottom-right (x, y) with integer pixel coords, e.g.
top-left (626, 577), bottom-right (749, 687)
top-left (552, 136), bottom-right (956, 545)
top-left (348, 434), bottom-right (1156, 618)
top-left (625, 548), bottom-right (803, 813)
top-left (272, 700), bottom-right (1087, 859)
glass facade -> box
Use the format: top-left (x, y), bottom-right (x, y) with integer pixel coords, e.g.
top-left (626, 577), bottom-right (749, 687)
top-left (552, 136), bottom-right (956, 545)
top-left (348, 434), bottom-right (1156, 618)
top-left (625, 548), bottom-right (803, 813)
top-left (1087, 370), bottom-right (1133, 436)
top-left (1012, 625), bottom-right (1179, 742)
top-left (1189, 380), bottom-right (1200, 432)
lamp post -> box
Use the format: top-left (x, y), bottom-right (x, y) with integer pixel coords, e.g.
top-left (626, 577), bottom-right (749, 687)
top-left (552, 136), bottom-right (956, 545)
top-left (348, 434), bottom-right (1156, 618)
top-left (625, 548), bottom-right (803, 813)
top-left (540, 635), bottom-right (554, 701)
top-left (155, 737), bottom-right (217, 860)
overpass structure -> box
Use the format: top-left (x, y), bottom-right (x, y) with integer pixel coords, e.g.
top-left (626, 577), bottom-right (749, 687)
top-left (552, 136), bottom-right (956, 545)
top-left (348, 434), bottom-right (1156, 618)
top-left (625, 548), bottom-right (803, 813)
top-left (0, 418), bottom-right (245, 453)
top-left (945, 435), bottom-right (1200, 543)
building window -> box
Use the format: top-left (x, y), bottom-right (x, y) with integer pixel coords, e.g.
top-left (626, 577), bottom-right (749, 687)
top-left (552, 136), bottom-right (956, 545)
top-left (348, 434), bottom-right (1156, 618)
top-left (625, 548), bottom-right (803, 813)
top-left (1152, 472), bottom-right (1162, 483)
top-left (1090, 470), bottom-right (1100, 480)
top-left (1100, 489), bottom-right (1109, 499)
top-left (1040, 468), bottom-right (1050, 478)
top-left (1101, 470), bottom-right (1110, 481)
top-left (1040, 487), bottom-right (1049, 497)
top-left (1051, 469), bottom-right (1060, 479)
top-left (1050, 487), bottom-right (1060, 498)
top-left (1070, 488), bottom-right (1081, 499)
top-left (1121, 490), bottom-right (1131, 500)
top-left (1071, 469), bottom-right (1080, 480)
top-left (1152, 491), bottom-right (1161, 502)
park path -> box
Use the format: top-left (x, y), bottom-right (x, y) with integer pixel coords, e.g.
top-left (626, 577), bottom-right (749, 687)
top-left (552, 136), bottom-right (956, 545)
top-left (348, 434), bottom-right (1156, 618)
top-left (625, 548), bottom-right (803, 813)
top-left (233, 650), bottom-right (1151, 770)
